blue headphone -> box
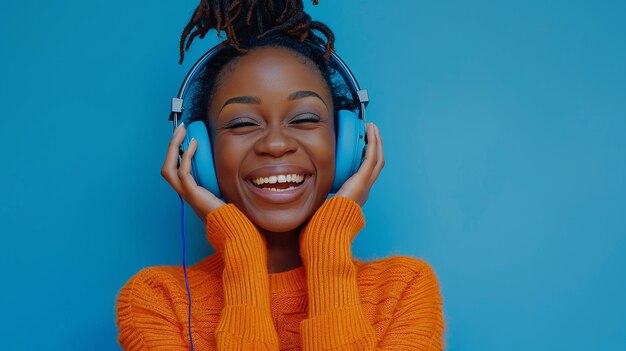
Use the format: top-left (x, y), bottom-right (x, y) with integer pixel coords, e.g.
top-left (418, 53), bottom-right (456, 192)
top-left (169, 43), bottom-right (369, 198)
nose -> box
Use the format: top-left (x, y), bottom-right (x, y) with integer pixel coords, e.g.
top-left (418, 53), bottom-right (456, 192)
top-left (253, 125), bottom-right (298, 158)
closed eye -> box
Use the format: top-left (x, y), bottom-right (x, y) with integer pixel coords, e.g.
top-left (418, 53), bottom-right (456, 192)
top-left (225, 118), bottom-right (259, 129)
top-left (290, 114), bottom-right (320, 124)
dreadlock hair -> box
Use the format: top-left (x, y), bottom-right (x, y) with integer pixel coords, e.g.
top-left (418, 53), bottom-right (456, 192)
top-left (178, 0), bottom-right (355, 130)
top-left (179, 0), bottom-right (333, 64)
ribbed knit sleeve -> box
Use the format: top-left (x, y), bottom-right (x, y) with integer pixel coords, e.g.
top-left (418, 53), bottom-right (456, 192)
top-left (299, 197), bottom-right (445, 350)
top-left (205, 204), bottom-right (279, 350)
top-left (299, 196), bottom-right (378, 350)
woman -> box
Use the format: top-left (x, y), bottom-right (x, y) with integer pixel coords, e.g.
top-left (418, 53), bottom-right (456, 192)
top-left (116, 1), bottom-right (444, 349)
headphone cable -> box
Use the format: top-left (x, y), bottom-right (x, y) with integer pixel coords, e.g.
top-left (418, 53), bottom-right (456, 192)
top-left (179, 194), bottom-right (195, 351)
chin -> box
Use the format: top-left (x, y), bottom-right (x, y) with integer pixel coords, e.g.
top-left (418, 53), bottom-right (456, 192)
top-left (245, 199), bottom-right (318, 234)
top-left (254, 213), bottom-right (307, 233)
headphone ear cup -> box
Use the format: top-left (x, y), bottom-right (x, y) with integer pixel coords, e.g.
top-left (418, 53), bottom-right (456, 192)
top-left (180, 121), bottom-right (222, 198)
top-left (332, 109), bottom-right (366, 193)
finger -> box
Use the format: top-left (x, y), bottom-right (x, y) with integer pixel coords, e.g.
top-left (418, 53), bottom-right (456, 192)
top-left (178, 137), bottom-right (199, 193)
top-left (358, 123), bottom-right (378, 176)
top-left (370, 125), bottom-right (383, 176)
top-left (369, 124), bottom-right (385, 185)
top-left (167, 123), bottom-right (187, 167)
top-left (161, 123), bottom-right (186, 192)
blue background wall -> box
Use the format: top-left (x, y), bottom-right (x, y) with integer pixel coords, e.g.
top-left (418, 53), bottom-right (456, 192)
top-left (1, 0), bottom-right (624, 349)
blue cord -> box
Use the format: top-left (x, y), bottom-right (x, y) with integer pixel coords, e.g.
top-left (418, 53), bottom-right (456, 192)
top-left (179, 194), bottom-right (195, 351)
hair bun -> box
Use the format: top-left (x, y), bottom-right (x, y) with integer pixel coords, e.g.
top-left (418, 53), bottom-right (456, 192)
top-left (179, 0), bottom-right (334, 63)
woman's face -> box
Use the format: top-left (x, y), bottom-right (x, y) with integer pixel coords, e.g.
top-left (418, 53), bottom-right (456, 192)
top-left (207, 47), bottom-right (335, 233)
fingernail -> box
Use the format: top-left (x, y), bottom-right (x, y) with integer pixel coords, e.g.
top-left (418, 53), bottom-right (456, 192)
top-left (190, 137), bottom-right (195, 144)
top-left (176, 122), bottom-right (185, 131)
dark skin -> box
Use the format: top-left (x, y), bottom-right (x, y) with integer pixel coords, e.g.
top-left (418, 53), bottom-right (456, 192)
top-left (161, 47), bottom-right (384, 273)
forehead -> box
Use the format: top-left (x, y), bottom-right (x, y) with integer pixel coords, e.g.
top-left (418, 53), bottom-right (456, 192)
top-left (210, 47), bottom-right (331, 107)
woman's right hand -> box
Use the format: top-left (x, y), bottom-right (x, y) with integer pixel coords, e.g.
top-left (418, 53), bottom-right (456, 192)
top-left (161, 123), bottom-right (226, 224)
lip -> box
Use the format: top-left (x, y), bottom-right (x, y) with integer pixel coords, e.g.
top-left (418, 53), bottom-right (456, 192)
top-left (244, 164), bottom-right (313, 205)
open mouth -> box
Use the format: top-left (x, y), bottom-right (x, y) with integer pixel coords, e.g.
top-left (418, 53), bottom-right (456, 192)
top-left (249, 173), bottom-right (307, 192)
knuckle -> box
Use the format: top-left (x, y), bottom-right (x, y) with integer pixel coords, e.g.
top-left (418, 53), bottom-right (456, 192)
top-left (178, 170), bottom-right (194, 186)
top-left (160, 167), bottom-right (170, 180)
top-left (182, 150), bottom-right (191, 161)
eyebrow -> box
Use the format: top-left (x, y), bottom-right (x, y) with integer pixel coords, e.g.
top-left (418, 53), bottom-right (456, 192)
top-left (219, 90), bottom-right (327, 112)
top-left (220, 96), bottom-right (261, 112)
top-left (288, 90), bottom-right (327, 108)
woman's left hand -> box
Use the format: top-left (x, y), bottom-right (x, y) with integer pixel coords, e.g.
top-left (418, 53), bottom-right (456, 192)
top-left (335, 122), bottom-right (384, 207)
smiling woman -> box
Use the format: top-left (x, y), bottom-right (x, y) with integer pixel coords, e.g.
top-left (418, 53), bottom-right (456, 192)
top-left (116, 0), bottom-right (444, 350)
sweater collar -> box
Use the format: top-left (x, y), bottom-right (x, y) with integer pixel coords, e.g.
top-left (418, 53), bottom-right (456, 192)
top-left (269, 265), bottom-right (307, 292)
top-left (202, 253), bottom-right (307, 292)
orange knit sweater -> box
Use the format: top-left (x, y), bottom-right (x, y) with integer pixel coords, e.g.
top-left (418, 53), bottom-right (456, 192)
top-left (116, 196), bottom-right (444, 350)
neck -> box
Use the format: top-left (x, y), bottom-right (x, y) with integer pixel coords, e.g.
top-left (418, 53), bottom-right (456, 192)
top-left (259, 226), bottom-right (304, 273)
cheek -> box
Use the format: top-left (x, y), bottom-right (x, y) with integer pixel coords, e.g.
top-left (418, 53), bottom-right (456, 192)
top-left (302, 130), bottom-right (336, 184)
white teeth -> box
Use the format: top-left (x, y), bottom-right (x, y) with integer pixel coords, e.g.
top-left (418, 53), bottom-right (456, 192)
top-left (264, 186), bottom-right (297, 192)
top-left (252, 173), bottom-right (306, 186)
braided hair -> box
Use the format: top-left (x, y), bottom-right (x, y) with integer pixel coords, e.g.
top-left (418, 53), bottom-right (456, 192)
top-left (178, 0), bottom-right (355, 127)
top-left (179, 0), bottom-right (334, 64)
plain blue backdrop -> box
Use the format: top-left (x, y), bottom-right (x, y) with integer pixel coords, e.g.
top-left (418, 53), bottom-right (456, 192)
top-left (1, 0), bottom-right (624, 349)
